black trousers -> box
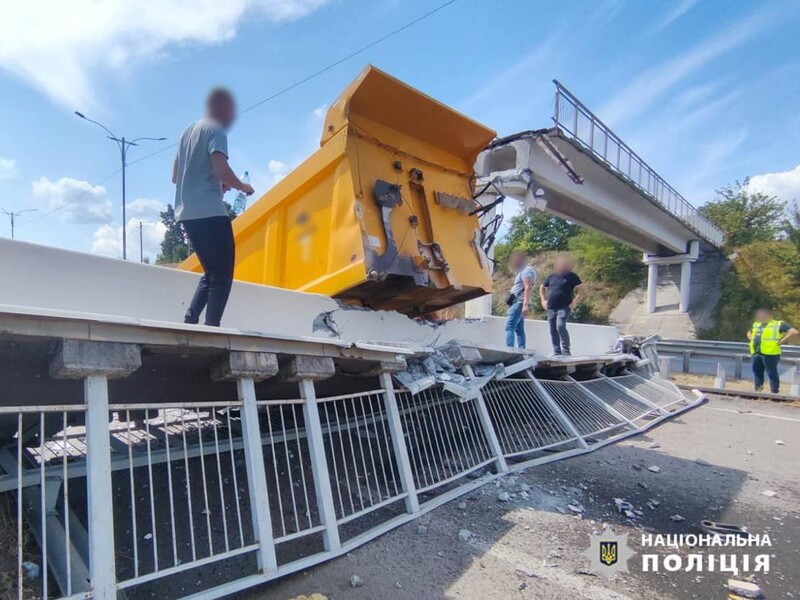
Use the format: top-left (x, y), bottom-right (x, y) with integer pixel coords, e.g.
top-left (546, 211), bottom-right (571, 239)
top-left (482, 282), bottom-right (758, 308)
top-left (182, 216), bottom-right (235, 327)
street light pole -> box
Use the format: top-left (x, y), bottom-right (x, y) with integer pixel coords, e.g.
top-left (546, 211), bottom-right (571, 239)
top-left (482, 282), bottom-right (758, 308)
top-left (74, 112), bottom-right (165, 260)
top-left (0, 207), bottom-right (37, 239)
top-left (139, 220), bottom-right (144, 263)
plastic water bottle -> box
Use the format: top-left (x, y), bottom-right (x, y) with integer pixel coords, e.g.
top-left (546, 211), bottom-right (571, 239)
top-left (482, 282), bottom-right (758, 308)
top-left (232, 171), bottom-right (250, 215)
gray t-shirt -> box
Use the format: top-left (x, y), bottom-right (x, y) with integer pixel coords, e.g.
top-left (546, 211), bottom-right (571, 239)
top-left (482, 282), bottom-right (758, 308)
top-left (174, 118), bottom-right (229, 221)
top-left (511, 265), bottom-right (537, 301)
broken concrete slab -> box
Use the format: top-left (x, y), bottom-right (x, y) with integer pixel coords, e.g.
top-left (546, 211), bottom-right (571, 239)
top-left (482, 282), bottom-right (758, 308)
top-left (282, 355), bottom-right (336, 382)
top-left (211, 351), bottom-right (279, 382)
top-left (50, 339), bottom-right (141, 379)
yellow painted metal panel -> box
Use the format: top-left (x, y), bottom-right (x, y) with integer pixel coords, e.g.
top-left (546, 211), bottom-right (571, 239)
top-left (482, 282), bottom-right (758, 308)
top-left (181, 66), bottom-right (496, 315)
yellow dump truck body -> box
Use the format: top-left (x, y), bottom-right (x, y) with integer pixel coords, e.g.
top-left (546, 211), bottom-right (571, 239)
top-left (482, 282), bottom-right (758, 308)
top-left (181, 66), bottom-right (496, 315)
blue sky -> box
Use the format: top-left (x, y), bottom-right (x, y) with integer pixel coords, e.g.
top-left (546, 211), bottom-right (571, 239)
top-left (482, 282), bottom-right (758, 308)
top-left (0, 0), bottom-right (799, 260)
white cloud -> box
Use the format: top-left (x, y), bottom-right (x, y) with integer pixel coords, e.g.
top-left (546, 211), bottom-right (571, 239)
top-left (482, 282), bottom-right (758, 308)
top-left (647, 0), bottom-right (699, 36)
top-left (313, 104), bottom-right (328, 119)
top-left (92, 218), bottom-right (167, 261)
top-left (0, 157), bottom-right (19, 180)
top-left (0, 0), bottom-right (331, 109)
top-left (749, 165), bottom-right (800, 203)
top-left (31, 176), bottom-right (112, 223)
top-left (127, 197), bottom-right (166, 220)
top-left (599, 4), bottom-right (779, 126)
top-left (267, 159), bottom-right (290, 184)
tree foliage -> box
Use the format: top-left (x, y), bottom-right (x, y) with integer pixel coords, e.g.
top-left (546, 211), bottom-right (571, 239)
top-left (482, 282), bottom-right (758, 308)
top-left (156, 204), bottom-right (189, 265)
top-left (567, 229), bottom-right (644, 289)
top-left (698, 179), bottom-right (785, 251)
top-left (701, 241), bottom-right (800, 340)
top-left (494, 209), bottom-right (579, 269)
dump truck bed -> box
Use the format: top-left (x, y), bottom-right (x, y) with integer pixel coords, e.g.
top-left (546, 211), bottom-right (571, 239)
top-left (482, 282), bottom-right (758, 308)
top-left (181, 66), bottom-right (496, 315)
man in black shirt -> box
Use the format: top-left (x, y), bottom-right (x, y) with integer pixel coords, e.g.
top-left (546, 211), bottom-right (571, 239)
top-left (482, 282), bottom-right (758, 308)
top-left (539, 256), bottom-right (583, 356)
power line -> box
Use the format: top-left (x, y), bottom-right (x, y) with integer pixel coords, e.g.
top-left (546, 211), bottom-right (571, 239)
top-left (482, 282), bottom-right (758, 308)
top-left (240, 0), bottom-right (459, 114)
top-left (21, 0), bottom-right (461, 227)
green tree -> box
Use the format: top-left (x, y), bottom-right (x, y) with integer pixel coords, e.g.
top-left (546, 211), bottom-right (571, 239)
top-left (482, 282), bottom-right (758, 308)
top-left (783, 202), bottom-right (800, 253)
top-left (568, 229), bottom-right (644, 289)
top-left (698, 179), bottom-right (785, 251)
top-left (701, 240), bottom-right (800, 340)
top-left (494, 209), bottom-right (579, 269)
top-left (156, 204), bottom-right (189, 265)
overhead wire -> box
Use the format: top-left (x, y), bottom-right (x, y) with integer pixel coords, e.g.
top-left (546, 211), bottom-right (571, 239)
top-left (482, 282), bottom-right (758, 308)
top-left (21, 0), bottom-right (461, 230)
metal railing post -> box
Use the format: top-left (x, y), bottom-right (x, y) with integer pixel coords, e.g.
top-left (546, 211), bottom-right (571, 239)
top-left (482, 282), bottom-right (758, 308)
top-left (567, 376), bottom-right (639, 429)
top-left (299, 379), bottom-right (341, 551)
top-left (526, 371), bottom-right (589, 449)
top-left (462, 365), bottom-right (508, 473)
top-left (84, 375), bottom-right (117, 599)
top-left (379, 372), bottom-right (420, 513)
top-left (237, 377), bottom-right (278, 573)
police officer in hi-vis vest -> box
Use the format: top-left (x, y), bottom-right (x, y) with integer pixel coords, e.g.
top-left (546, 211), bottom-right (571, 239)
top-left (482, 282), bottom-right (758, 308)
top-left (746, 308), bottom-right (798, 394)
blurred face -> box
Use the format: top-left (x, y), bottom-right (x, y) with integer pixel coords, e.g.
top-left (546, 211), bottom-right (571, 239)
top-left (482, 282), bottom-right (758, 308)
top-left (208, 95), bottom-right (237, 129)
top-left (510, 252), bottom-right (526, 270)
top-left (755, 309), bottom-right (772, 323)
top-left (555, 257), bottom-right (572, 274)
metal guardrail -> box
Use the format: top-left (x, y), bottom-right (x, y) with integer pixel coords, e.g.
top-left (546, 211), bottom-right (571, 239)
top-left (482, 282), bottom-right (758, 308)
top-left (656, 338), bottom-right (800, 380)
top-left (552, 81), bottom-right (724, 248)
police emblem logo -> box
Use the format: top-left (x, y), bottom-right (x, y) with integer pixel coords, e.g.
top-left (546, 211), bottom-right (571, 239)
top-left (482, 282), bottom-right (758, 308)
top-left (584, 532), bottom-right (633, 578)
top-left (600, 541), bottom-right (618, 566)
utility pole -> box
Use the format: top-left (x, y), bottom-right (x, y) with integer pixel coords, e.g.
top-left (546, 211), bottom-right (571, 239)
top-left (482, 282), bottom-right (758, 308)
top-left (74, 112), bottom-right (165, 260)
top-left (0, 207), bottom-right (37, 239)
top-left (139, 221), bottom-right (144, 263)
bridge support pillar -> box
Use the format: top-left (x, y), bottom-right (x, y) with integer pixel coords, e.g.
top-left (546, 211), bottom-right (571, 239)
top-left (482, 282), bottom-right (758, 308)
top-left (644, 241), bottom-right (699, 314)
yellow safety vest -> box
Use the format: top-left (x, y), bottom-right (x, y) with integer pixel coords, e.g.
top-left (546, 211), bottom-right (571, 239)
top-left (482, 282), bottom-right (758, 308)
top-left (750, 320), bottom-right (783, 355)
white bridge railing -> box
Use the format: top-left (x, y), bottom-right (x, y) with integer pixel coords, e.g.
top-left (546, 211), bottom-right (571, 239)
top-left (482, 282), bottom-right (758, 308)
top-left (553, 80), bottom-right (724, 248)
top-left (0, 352), bottom-right (702, 600)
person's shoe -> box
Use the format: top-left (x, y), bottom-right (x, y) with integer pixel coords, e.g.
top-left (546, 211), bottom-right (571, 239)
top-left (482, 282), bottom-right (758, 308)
top-left (562, 351), bottom-right (571, 356)
top-left (754, 385), bottom-right (763, 392)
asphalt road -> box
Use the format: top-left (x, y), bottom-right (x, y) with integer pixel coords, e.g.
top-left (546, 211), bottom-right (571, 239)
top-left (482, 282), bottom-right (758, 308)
top-left (242, 395), bottom-right (799, 599)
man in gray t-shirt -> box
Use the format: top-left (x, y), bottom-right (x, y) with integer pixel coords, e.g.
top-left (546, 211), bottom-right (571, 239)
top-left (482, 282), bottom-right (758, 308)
top-left (172, 87), bottom-right (253, 327)
top-left (505, 250), bottom-right (537, 348)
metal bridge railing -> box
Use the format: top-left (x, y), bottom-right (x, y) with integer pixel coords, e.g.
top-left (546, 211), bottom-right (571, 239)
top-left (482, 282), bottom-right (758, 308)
top-left (553, 80), bottom-right (724, 247)
top-left (0, 364), bottom-right (702, 600)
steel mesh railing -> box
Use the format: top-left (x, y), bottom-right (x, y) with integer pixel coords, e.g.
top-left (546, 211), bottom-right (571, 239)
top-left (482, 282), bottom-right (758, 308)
top-left (395, 387), bottom-right (494, 494)
top-left (317, 390), bottom-right (405, 524)
top-left (481, 379), bottom-right (575, 457)
top-left (553, 80), bottom-right (723, 247)
top-left (539, 380), bottom-right (628, 438)
top-left (0, 363), bottom-right (701, 600)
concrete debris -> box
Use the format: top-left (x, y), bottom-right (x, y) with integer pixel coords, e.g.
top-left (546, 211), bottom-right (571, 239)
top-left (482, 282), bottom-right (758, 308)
top-left (289, 595), bottom-right (328, 600)
top-left (498, 492), bottom-right (511, 502)
top-left (648, 442), bottom-right (661, 449)
top-left (21, 561), bottom-right (40, 580)
top-left (727, 579), bottom-right (764, 599)
top-left (393, 343), bottom-right (528, 397)
top-left (614, 498), bottom-right (635, 518)
top-left (647, 465), bottom-right (661, 473)
top-left (761, 490), bottom-right (778, 498)
top-left (518, 582), bottom-right (527, 590)
top-left (458, 501), bottom-right (467, 510)
top-left (567, 504), bottom-right (585, 513)
top-left (515, 569), bottom-right (540, 579)
top-left (775, 440), bottom-right (785, 446)
top-left (695, 459), bottom-right (712, 467)
top-left (144, 533), bottom-right (153, 540)
top-left (458, 529), bottom-right (474, 542)
top-left (669, 514), bottom-right (685, 522)
top-left (349, 574), bottom-right (364, 588)
top-left (646, 499), bottom-right (660, 510)
top-left (417, 525), bottom-right (428, 534)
